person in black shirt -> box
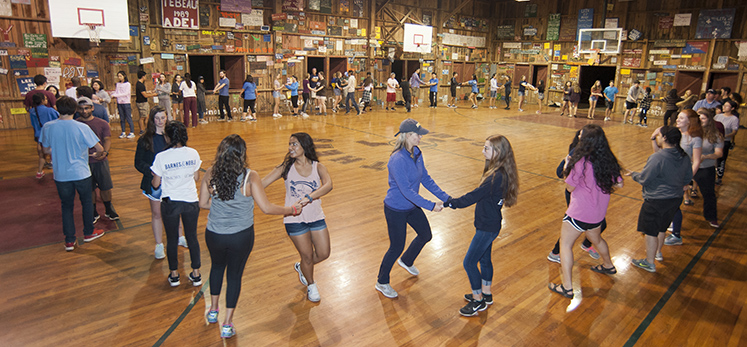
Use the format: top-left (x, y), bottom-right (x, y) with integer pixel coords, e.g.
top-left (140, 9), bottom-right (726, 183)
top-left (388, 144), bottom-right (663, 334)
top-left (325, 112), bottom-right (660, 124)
top-left (449, 72), bottom-right (460, 108)
top-left (401, 78), bottom-right (411, 112)
top-left (503, 75), bottom-right (512, 110)
top-left (136, 71), bottom-right (156, 134)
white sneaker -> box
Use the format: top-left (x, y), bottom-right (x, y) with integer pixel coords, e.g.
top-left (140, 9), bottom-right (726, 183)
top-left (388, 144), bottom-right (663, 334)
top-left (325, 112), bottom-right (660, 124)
top-left (294, 262), bottom-right (308, 286)
top-left (154, 243), bottom-right (165, 259)
top-left (178, 236), bottom-right (188, 248)
top-left (375, 282), bottom-right (398, 298)
top-left (119, 132), bottom-right (126, 139)
top-left (397, 258), bottom-right (420, 276)
top-left (519, 108), bottom-right (524, 112)
top-left (199, 119), bottom-right (208, 124)
top-left (301, 113), bottom-right (309, 119)
top-left (126, 133), bottom-right (135, 139)
top-left (655, 252), bottom-right (664, 261)
top-left (307, 283), bottom-right (320, 302)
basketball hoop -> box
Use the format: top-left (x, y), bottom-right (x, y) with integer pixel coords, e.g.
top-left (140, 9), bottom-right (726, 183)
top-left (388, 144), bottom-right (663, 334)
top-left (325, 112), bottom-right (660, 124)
top-left (588, 48), bottom-right (601, 65)
top-left (84, 24), bottom-right (102, 45)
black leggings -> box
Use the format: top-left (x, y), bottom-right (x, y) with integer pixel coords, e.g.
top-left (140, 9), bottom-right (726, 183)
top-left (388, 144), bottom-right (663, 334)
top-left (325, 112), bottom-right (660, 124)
top-left (301, 93), bottom-right (310, 113)
top-left (505, 95), bottom-right (511, 108)
top-left (162, 199), bottom-right (201, 271)
top-left (716, 141), bottom-right (731, 180)
top-left (218, 95), bottom-right (231, 120)
top-left (429, 91), bottom-right (437, 107)
top-left (243, 99), bottom-right (256, 114)
top-left (205, 226), bottom-right (255, 308)
top-left (639, 108), bottom-right (648, 124)
top-left (663, 109), bottom-right (677, 126)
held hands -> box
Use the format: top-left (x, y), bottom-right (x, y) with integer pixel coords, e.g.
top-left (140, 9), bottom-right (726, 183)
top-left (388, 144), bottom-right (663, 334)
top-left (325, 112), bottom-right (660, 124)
top-left (432, 201), bottom-right (444, 212)
top-left (291, 201), bottom-right (304, 216)
top-left (623, 168), bottom-right (633, 176)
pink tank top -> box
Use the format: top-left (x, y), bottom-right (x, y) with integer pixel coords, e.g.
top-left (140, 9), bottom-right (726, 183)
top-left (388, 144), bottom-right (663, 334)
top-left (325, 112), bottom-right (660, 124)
top-left (284, 161), bottom-right (325, 223)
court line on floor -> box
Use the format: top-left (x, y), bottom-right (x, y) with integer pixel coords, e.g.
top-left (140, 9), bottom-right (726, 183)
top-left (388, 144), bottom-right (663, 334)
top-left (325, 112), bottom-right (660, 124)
top-left (153, 283), bottom-right (209, 347)
top-left (623, 189), bottom-right (747, 346)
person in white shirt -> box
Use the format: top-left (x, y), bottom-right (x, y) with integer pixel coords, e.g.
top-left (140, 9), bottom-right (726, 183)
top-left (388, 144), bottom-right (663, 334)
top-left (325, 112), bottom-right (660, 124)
top-left (180, 73), bottom-right (198, 127)
top-left (344, 70), bottom-right (360, 115)
top-left (489, 74), bottom-right (499, 109)
top-left (386, 73), bottom-right (400, 111)
top-left (65, 76), bottom-right (81, 101)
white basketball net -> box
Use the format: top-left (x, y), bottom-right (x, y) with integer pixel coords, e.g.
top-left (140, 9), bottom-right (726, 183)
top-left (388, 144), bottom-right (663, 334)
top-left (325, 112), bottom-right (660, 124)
top-left (86, 24), bottom-right (102, 45)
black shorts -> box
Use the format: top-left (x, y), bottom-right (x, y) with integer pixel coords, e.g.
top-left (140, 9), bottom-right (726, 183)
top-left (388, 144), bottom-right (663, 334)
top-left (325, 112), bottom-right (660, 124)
top-left (451, 88), bottom-right (457, 97)
top-left (637, 198), bottom-right (682, 236)
top-left (90, 160), bottom-right (114, 191)
top-left (243, 99), bottom-right (256, 113)
top-left (563, 215), bottom-right (603, 232)
top-left (291, 95), bottom-right (298, 108)
top-left (626, 101), bottom-right (637, 110)
top-left (606, 100), bottom-right (614, 109)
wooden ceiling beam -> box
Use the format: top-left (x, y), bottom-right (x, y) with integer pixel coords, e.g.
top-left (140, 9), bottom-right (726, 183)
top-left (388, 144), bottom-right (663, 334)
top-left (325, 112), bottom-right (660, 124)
top-left (441, 0), bottom-right (473, 27)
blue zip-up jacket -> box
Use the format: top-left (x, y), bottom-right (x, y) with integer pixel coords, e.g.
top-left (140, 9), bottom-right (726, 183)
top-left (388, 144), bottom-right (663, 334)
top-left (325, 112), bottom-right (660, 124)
top-left (446, 171), bottom-right (504, 233)
top-left (384, 146), bottom-right (449, 211)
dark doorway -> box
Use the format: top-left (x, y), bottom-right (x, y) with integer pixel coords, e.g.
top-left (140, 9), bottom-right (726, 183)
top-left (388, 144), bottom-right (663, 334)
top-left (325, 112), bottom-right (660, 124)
top-left (406, 60), bottom-right (421, 80)
top-left (329, 57), bottom-right (347, 78)
top-left (675, 71), bottom-right (704, 96)
top-left (220, 56), bottom-right (244, 89)
top-left (708, 72), bottom-right (738, 92)
top-left (307, 57), bottom-right (325, 77)
top-left (579, 66), bottom-right (615, 106)
top-left (391, 60), bottom-right (404, 80)
top-left (533, 65), bottom-right (548, 89)
top-left (189, 55), bottom-right (215, 90)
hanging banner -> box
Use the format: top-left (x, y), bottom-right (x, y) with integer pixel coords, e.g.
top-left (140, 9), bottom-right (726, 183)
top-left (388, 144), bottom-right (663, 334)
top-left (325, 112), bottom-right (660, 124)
top-left (695, 9), bottom-right (735, 39)
top-left (162, 0), bottom-right (199, 30)
top-left (547, 14), bottom-right (560, 41)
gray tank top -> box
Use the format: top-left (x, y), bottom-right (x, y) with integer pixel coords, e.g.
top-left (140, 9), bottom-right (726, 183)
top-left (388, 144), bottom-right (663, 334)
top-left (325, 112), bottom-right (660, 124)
top-left (206, 169), bottom-right (255, 234)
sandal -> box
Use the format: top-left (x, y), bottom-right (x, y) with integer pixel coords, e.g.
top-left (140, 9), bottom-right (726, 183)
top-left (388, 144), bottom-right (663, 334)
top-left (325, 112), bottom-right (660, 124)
top-left (690, 189), bottom-right (698, 198)
top-left (590, 264), bottom-right (617, 275)
top-left (548, 283), bottom-right (574, 298)
top-left (683, 199), bottom-right (694, 206)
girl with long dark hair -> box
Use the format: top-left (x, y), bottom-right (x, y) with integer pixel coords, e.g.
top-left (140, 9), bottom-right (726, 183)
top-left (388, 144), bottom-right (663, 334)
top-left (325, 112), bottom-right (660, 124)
top-left (200, 134), bottom-right (300, 339)
top-left (695, 108), bottom-right (723, 228)
top-left (375, 118), bottom-right (450, 299)
top-left (629, 126), bottom-right (693, 272)
top-left (180, 73), bottom-right (198, 127)
top-left (560, 81), bottom-right (572, 117)
top-left (155, 74), bottom-right (172, 120)
top-left (111, 71), bottom-right (134, 138)
top-left (151, 121), bottom-right (202, 287)
top-left (569, 81), bottom-right (581, 118)
top-left (588, 80), bottom-right (602, 119)
top-left (446, 135), bottom-right (519, 316)
top-left (549, 124), bottom-right (623, 299)
top-left (262, 132), bottom-right (333, 302)
top-left (242, 74), bottom-right (257, 121)
top-left (170, 74), bottom-right (183, 122)
top-left (135, 106), bottom-right (187, 259)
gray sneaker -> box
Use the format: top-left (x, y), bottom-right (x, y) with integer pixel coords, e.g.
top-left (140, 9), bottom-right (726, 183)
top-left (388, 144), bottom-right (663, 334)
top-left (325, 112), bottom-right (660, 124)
top-left (375, 282), bottom-right (398, 298)
top-left (547, 252), bottom-right (561, 264)
top-left (655, 252), bottom-right (663, 261)
top-left (631, 258), bottom-right (656, 272)
top-left (307, 283), bottom-right (320, 302)
top-left (664, 234), bottom-right (682, 246)
top-left (397, 258), bottom-right (420, 276)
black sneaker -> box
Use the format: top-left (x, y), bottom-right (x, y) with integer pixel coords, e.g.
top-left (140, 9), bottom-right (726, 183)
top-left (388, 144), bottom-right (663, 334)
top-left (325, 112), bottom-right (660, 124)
top-left (464, 293), bottom-right (493, 305)
top-left (105, 210), bottom-right (120, 220)
top-left (189, 273), bottom-right (202, 286)
top-left (93, 210), bottom-right (100, 224)
top-left (168, 274), bottom-right (180, 287)
top-left (459, 299), bottom-right (487, 317)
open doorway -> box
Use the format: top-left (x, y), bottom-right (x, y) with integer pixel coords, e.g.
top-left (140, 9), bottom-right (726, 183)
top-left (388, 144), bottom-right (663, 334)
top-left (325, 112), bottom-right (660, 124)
top-left (329, 57), bottom-right (347, 77)
top-left (579, 66), bottom-right (615, 106)
top-left (189, 55), bottom-right (215, 90)
top-left (220, 56), bottom-right (244, 89)
top-left (391, 60), bottom-right (404, 80)
top-left (307, 57), bottom-right (325, 77)
top-left (533, 65), bottom-right (547, 88)
top-left (406, 60), bottom-right (421, 80)
top-left (708, 72), bottom-right (738, 93)
top-left (675, 71), bottom-right (704, 96)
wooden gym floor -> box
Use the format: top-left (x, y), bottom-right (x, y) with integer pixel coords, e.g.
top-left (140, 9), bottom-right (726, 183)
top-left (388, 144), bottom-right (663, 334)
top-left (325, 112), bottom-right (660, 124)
top-left (0, 102), bottom-right (745, 346)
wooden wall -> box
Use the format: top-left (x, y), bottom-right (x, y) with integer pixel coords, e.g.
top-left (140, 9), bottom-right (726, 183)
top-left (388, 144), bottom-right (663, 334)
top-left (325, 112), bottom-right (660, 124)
top-left (1, 0), bottom-right (745, 129)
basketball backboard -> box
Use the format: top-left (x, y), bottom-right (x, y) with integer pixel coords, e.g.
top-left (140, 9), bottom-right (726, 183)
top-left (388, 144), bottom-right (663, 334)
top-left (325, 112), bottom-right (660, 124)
top-left (403, 23), bottom-right (433, 54)
top-left (578, 28), bottom-right (623, 54)
top-left (48, 0), bottom-right (130, 41)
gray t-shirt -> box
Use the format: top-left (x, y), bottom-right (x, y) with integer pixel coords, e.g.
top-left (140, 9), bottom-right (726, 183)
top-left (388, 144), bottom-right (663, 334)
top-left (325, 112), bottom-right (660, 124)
top-left (206, 170), bottom-right (255, 234)
top-left (680, 133), bottom-right (702, 161)
top-left (700, 136), bottom-right (724, 169)
top-left (626, 85), bottom-right (640, 103)
top-left (714, 114), bottom-right (739, 142)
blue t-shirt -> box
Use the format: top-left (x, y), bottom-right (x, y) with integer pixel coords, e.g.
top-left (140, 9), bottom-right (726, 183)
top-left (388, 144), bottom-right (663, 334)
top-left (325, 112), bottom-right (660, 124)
top-left (40, 118), bottom-right (100, 182)
top-left (29, 105), bottom-right (60, 139)
top-left (288, 81), bottom-right (299, 96)
top-left (242, 82), bottom-right (256, 100)
top-left (219, 77), bottom-right (229, 96)
top-left (469, 80), bottom-right (478, 93)
top-left (604, 86), bottom-right (619, 102)
top-left (429, 78), bottom-right (438, 92)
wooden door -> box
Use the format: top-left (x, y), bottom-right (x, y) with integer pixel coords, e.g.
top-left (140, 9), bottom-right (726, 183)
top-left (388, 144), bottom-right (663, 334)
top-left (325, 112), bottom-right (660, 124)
top-left (533, 65), bottom-right (547, 87)
top-left (709, 72), bottom-right (738, 92)
top-left (513, 65), bottom-right (531, 84)
top-left (674, 71), bottom-right (704, 95)
top-left (222, 56), bottom-right (244, 89)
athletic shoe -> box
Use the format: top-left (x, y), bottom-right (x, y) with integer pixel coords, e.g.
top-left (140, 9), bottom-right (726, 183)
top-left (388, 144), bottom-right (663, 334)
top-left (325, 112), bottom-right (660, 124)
top-left (504, 107), bottom-right (510, 110)
top-left (471, 105), bottom-right (478, 109)
top-left (631, 258), bottom-right (656, 272)
top-left (119, 132), bottom-right (126, 139)
top-left (664, 234), bottom-right (682, 246)
top-left (307, 283), bottom-right (321, 302)
top-left (83, 229), bottom-right (105, 242)
top-left (64, 240), bottom-right (76, 251)
top-left (397, 258), bottom-right (420, 276)
top-left (294, 262), bottom-right (308, 286)
top-left (126, 133), bottom-right (135, 139)
top-left (464, 293), bottom-right (493, 305)
top-left (36, 171), bottom-right (45, 179)
top-left (218, 118), bottom-right (226, 122)
top-left (43, 162), bottom-right (53, 169)
top-left (375, 282), bottom-right (398, 298)
top-left (715, 178), bottom-right (722, 185)
top-left (226, 119), bottom-right (233, 122)
top-left (105, 210), bottom-right (119, 220)
top-left (655, 252), bottom-right (664, 261)
top-left (642, 124), bottom-right (648, 127)
top-left (604, 117), bottom-right (610, 121)
top-left (518, 108), bottom-right (524, 112)
top-left (580, 244), bottom-right (600, 259)
top-left (459, 299), bottom-right (487, 317)
top-left (154, 243), bottom-right (165, 259)
top-left (302, 113), bottom-right (309, 119)
top-left (357, 111), bottom-right (362, 116)
top-left (709, 220), bottom-right (720, 228)
top-left (221, 324), bottom-right (235, 339)
top-left (667, 223), bottom-right (674, 232)
top-left (178, 236), bottom-right (188, 248)
top-left (93, 210), bottom-right (100, 224)
top-left (206, 309), bottom-right (219, 324)
top-left (547, 252), bottom-right (561, 264)
top-left (168, 274), bottom-right (180, 287)
top-left (189, 273), bottom-right (202, 286)
top-left (199, 119), bottom-right (208, 124)
top-left (240, 117), bottom-right (247, 121)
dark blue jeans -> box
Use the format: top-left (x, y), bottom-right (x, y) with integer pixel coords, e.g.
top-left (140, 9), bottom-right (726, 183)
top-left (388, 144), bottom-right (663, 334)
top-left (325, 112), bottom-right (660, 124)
top-left (117, 103), bottom-right (134, 134)
top-left (464, 230), bottom-right (499, 291)
top-left (693, 166), bottom-right (717, 222)
top-left (378, 205), bottom-right (432, 284)
top-left (161, 199), bottom-right (201, 271)
top-left (55, 177), bottom-right (94, 243)
top-left (345, 91), bottom-right (360, 113)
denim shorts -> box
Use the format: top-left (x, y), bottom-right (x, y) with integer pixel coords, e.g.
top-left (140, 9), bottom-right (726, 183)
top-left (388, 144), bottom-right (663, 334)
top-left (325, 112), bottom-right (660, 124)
top-left (273, 91), bottom-right (280, 98)
top-left (490, 90), bottom-right (497, 98)
top-left (285, 219), bottom-right (327, 236)
top-left (518, 90), bottom-right (525, 96)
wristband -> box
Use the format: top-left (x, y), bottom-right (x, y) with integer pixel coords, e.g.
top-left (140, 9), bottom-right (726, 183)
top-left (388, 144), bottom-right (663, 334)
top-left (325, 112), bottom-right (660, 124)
top-left (292, 205), bottom-right (297, 215)
top-left (305, 194), bottom-right (313, 202)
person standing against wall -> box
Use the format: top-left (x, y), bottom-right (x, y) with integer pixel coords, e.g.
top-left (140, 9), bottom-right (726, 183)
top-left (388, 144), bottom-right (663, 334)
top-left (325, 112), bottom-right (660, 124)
top-left (214, 70), bottom-right (232, 121)
top-left (410, 68), bottom-right (424, 108)
top-left (196, 76), bottom-right (208, 124)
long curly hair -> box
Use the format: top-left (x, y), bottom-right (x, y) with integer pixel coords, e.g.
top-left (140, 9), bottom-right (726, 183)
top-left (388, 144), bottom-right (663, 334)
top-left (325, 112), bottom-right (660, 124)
top-left (280, 132), bottom-right (319, 179)
top-left (482, 135), bottom-right (519, 207)
top-left (210, 134), bottom-right (247, 201)
top-left (563, 124), bottom-right (622, 195)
